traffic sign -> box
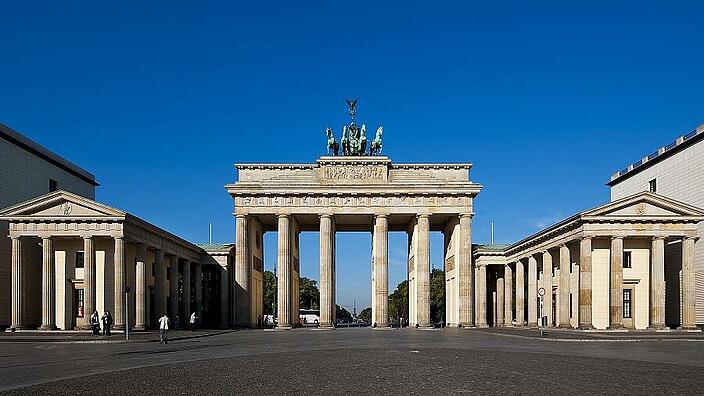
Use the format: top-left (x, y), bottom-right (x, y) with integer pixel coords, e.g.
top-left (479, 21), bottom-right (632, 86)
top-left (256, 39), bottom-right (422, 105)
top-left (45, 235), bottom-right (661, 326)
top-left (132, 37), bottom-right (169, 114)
top-left (124, 286), bottom-right (131, 294)
top-left (538, 287), bottom-right (545, 297)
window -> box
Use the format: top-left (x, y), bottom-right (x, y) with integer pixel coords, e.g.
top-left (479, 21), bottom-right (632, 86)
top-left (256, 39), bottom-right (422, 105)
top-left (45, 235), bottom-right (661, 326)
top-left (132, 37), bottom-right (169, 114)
top-left (623, 289), bottom-right (632, 318)
top-left (623, 251), bottom-right (632, 269)
top-left (152, 263), bottom-right (156, 277)
top-left (49, 179), bottom-right (58, 192)
top-left (75, 251), bottom-right (85, 268)
top-left (649, 179), bottom-right (657, 193)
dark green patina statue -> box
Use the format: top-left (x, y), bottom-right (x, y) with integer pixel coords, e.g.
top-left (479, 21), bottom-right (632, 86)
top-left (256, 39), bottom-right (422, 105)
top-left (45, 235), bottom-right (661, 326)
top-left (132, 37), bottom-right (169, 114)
top-left (326, 98), bottom-right (383, 156)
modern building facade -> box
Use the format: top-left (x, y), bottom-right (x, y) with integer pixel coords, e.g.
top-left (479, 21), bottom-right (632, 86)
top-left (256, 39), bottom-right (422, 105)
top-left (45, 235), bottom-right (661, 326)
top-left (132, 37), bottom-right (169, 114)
top-left (0, 123), bottom-right (98, 329)
top-left (608, 124), bottom-right (704, 324)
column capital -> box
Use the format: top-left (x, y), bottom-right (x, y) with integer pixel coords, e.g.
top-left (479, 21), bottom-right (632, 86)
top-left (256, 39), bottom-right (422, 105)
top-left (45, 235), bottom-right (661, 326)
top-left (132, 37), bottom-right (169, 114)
top-left (652, 236), bottom-right (667, 241)
top-left (417, 213), bottom-right (431, 219)
top-left (277, 213), bottom-right (290, 219)
top-left (683, 236), bottom-right (697, 241)
top-left (459, 213), bottom-right (474, 219)
top-left (374, 213), bottom-right (388, 219)
top-left (611, 235), bottom-right (624, 241)
top-left (319, 213), bottom-right (333, 219)
top-left (581, 236), bottom-right (592, 241)
top-left (235, 214), bottom-right (247, 219)
top-left (82, 235), bottom-right (93, 241)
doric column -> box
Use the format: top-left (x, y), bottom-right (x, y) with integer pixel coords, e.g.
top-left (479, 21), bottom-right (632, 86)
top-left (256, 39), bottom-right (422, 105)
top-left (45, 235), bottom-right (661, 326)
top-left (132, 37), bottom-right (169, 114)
top-left (169, 256), bottom-right (179, 319)
top-left (416, 214), bottom-right (431, 327)
top-left (81, 236), bottom-right (96, 329)
top-left (578, 237), bottom-right (594, 329)
top-left (527, 256), bottom-right (538, 327)
top-left (515, 260), bottom-right (525, 326)
top-left (496, 276), bottom-right (505, 327)
top-left (542, 250), bottom-right (553, 327)
top-left (649, 237), bottom-right (666, 329)
top-left (194, 263), bottom-right (203, 315)
top-left (682, 237), bottom-right (697, 329)
top-left (504, 264), bottom-right (513, 326)
top-left (113, 236), bottom-right (126, 330)
top-left (373, 214), bottom-right (389, 327)
top-left (182, 262), bottom-right (191, 319)
top-left (609, 237), bottom-right (624, 329)
top-left (39, 237), bottom-right (56, 330)
top-left (319, 214), bottom-right (335, 328)
top-left (277, 214), bottom-right (292, 329)
top-left (135, 244), bottom-right (147, 330)
top-left (234, 214), bottom-right (250, 327)
top-left (558, 244), bottom-right (571, 328)
top-left (458, 214), bottom-right (474, 327)
top-left (477, 264), bottom-right (488, 327)
top-left (11, 237), bottom-right (24, 329)
top-left (154, 249), bottom-right (165, 318)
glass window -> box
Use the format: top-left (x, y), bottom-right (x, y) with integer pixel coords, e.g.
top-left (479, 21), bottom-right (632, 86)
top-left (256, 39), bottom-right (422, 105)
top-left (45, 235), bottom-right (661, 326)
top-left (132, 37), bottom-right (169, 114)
top-left (75, 251), bottom-right (85, 268)
top-left (649, 179), bottom-right (657, 193)
top-left (623, 251), bottom-right (632, 269)
top-left (49, 179), bottom-right (58, 192)
top-left (623, 289), bottom-right (632, 318)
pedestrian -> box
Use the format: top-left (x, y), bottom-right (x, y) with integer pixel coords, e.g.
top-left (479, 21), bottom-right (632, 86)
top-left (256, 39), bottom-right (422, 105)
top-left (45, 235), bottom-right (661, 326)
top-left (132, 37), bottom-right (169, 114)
top-left (190, 311), bottom-right (197, 331)
top-left (158, 313), bottom-right (170, 344)
top-left (102, 311), bottom-right (113, 336)
top-left (90, 310), bottom-right (100, 336)
top-left (174, 315), bottom-right (180, 330)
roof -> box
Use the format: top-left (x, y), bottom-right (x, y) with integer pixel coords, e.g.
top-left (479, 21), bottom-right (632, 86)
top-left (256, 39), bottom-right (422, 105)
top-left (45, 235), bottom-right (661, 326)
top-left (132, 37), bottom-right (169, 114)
top-left (196, 243), bottom-right (235, 253)
top-left (0, 122), bottom-right (99, 186)
top-left (607, 124), bottom-right (704, 186)
top-left (474, 244), bottom-right (511, 252)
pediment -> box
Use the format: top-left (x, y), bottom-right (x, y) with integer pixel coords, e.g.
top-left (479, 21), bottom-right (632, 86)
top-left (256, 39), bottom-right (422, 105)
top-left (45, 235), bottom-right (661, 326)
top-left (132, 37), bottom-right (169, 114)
top-left (0, 190), bottom-right (125, 219)
top-left (582, 192), bottom-right (704, 219)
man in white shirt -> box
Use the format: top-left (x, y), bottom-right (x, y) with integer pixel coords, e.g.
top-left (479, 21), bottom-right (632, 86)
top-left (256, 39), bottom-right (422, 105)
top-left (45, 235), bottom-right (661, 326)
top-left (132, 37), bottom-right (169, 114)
top-left (158, 314), bottom-right (170, 344)
top-left (190, 311), bottom-right (197, 332)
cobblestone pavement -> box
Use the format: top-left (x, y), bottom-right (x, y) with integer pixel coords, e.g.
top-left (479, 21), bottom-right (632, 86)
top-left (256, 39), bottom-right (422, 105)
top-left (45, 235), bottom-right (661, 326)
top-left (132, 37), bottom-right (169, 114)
top-left (1, 328), bottom-right (704, 394)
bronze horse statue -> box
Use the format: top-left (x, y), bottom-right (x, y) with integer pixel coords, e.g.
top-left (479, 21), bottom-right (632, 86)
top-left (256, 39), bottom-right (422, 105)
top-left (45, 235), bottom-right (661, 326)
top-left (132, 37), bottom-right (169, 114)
top-left (370, 126), bottom-right (383, 155)
top-left (326, 127), bottom-right (339, 156)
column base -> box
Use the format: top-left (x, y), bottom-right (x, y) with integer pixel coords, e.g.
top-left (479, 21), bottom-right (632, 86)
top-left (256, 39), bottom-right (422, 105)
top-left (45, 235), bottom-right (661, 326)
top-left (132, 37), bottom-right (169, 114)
top-left (275, 325), bottom-right (292, 330)
top-left (557, 324), bottom-right (572, 329)
top-left (647, 325), bottom-right (666, 331)
top-left (10, 325), bottom-right (33, 331)
top-left (113, 324), bottom-right (125, 331)
top-left (527, 323), bottom-right (538, 328)
top-left (680, 325), bottom-right (700, 331)
top-left (38, 324), bottom-right (57, 331)
top-left (607, 324), bottom-right (625, 330)
top-left (578, 324), bottom-right (595, 330)
top-left (132, 326), bottom-right (147, 331)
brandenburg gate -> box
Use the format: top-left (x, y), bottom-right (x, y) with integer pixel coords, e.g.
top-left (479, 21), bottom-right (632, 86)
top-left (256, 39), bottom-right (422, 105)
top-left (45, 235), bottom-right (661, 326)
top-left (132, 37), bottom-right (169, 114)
top-left (226, 100), bottom-right (482, 328)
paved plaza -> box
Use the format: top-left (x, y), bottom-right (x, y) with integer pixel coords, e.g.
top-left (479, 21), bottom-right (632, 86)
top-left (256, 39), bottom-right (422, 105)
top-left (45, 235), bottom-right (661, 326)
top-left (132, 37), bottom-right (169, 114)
top-left (2, 329), bottom-right (704, 394)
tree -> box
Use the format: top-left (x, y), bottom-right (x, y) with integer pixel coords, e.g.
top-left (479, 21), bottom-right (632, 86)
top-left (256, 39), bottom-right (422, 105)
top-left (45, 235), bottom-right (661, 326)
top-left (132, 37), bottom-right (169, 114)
top-left (388, 280), bottom-right (409, 321)
top-left (430, 268), bottom-right (445, 324)
top-left (299, 277), bottom-right (320, 309)
top-left (336, 304), bottom-right (353, 322)
top-left (263, 270), bottom-right (277, 315)
top-left (358, 307), bottom-right (371, 323)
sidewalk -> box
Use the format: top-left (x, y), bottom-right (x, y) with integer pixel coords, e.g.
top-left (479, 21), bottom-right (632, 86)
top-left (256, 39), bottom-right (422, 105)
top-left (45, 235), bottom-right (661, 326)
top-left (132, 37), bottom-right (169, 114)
top-left (0, 329), bottom-right (238, 344)
top-left (472, 326), bottom-right (704, 341)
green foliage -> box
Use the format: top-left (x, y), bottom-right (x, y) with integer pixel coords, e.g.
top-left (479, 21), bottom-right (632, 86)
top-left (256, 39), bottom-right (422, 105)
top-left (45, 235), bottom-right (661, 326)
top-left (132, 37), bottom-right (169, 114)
top-left (358, 307), bottom-right (372, 322)
top-left (299, 277), bottom-right (320, 309)
top-left (336, 304), bottom-right (353, 322)
top-left (430, 268), bottom-right (445, 324)
top-left (388, 280), bottom-right (409, 320)
top-left (263, 270), bottom-right (277, 315)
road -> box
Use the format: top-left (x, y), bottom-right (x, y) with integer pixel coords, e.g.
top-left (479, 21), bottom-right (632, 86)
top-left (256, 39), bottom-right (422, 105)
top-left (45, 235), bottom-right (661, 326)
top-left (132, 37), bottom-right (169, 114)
top-left (1, 328), bottom-right (703, 394)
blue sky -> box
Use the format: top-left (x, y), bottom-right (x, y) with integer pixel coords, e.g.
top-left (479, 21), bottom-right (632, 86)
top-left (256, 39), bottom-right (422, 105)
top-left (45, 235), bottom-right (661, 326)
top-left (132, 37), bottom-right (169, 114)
top-left (2, 1), bottom-right (703, 309)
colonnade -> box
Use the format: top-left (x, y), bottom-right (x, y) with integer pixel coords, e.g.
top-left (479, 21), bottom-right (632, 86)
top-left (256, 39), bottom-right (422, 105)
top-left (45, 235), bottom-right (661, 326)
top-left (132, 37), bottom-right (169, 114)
top-left (482, 236), bottom-right (697, 330)
top-left (9, 235), bottom-right (205, 330)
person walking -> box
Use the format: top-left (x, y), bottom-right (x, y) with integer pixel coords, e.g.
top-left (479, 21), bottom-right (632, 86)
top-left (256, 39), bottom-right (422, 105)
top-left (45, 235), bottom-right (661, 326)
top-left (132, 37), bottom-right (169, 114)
top-left (102, 311), bottom-right (113, 336)
top-left (158, 314), bottom-right (170, 344)
top-left (90, 311), bottom-right (100, 336)
top-left (189, 311), bottom-right (197, 331)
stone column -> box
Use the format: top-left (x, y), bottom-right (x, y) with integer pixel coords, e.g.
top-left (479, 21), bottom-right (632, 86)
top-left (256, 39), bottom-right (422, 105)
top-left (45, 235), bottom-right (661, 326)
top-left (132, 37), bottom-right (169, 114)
top-left (219, 264), bottom-right (229, 328)
top-left (79, 236), bottom-right (96, 329)
top-left (609, 237), bottom-right (624, 329)
top-left (11, 237), bottom-right (24, 329)
top-left (39, 237), bottom-right (56, 330)
top-left (527, 256), bottom-right (538, 327)
top-left (504, 264), bottom-right (513, 326)
top-left (154, 249), bottom-right (165, 318)
top-left (649, 237), bottom-right (666, 329)
top-left (277, 214), bottom-right (292, 329)
top-left (578, 237), bottom-right (594, 329)
top-left (194, 263), bottom-right (203, 316)
top-left (515, 260), bottom-right (525, 326)
top-left (319, 214), bottom-right (335, 328)
top-left (458, 214), bottom-right (474, 327)
top-left (234, 214), bottom-right (250, 327)
top-left (542, 251), bottom-right (553, 327)
top-left (416, 214), bottom-right (431, 327)
top-left (373, 214), bottom-right (389, 328)
top-left (682, 237), bottom-right (697, 329)
top-left (496, 276), bottom-right (505, 327)
top-left (558, 244), bottom-right (571, 328)
top-left (169, 256), bottom-right (179, 319)
top-left (135, 244), bottom-right (147, 330)
top-left (477, 264), bottom-right (488, 327)
top-left (113, 236), bottom-right (126, 330)
top-left (182, 262), bottom-right (191, 319)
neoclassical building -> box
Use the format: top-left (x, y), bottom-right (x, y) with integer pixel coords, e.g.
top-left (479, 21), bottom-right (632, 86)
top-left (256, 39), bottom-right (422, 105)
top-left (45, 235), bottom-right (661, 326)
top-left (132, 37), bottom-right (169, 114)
top-left (0, 191), bottom-right (232, 330)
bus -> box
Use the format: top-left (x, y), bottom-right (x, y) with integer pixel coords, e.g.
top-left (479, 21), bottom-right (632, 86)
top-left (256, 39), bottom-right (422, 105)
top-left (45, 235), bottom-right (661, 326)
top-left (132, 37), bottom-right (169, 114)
top-left (299, 309), bottom-right (320, 326)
